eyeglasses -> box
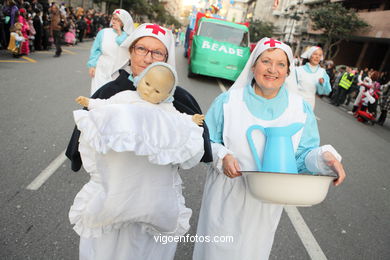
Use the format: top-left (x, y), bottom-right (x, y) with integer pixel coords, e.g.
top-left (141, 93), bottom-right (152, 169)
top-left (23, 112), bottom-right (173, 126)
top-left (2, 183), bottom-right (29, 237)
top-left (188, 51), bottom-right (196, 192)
top-left (132, 45), bottom-right (167, 61)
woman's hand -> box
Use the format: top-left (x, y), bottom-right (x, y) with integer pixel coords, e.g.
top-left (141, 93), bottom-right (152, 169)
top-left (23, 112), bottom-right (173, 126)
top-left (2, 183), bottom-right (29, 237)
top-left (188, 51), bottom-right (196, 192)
top-left (319, 78), bottom-right (324, 84)
top-left (75, 96), bottom-right (89, 107)
top-left (322, 151), bottom-right (346, 186)
top-left (89, 67), bottom-right (96, 78)
top-left (222, 154), bottom-right (242, 178)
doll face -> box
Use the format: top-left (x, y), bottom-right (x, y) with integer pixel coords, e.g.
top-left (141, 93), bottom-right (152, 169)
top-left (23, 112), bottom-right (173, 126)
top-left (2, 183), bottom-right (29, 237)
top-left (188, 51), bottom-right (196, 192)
top-left (309, 48), bottom-right (323, 66)
top-left (252, 49), bottom-right (289, 99)
top-left (137, 66), bottom-right (174, 104)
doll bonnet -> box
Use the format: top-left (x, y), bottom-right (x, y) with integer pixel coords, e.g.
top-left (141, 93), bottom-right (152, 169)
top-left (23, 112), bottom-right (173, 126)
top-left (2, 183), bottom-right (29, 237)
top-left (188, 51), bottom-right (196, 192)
top-left (133, 62), bottom-right (178, 103)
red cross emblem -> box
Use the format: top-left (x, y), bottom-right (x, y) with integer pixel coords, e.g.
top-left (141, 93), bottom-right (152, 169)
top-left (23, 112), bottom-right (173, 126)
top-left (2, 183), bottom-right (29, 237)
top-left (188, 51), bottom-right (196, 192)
top-left (115, 10), bottom-right (120, 14)
top-left (264, 39), bottom-right (281, 47)
top-left (146, 24), bottom-right (166, 35)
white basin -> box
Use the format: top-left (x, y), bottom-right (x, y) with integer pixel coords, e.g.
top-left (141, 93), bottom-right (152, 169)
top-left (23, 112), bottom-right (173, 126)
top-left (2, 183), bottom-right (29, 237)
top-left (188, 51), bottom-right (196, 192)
top-left (242, 171), bottom-right (336, 207)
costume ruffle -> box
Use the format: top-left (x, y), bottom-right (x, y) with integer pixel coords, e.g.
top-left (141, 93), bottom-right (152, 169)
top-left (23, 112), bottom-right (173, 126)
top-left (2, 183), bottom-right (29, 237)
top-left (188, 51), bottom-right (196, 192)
top-left (69, 172), bottom-right (192, 238)
top-left (73, 103), bottom-right (204, 169)
top-left (69, 103), bottom-right (199, 238)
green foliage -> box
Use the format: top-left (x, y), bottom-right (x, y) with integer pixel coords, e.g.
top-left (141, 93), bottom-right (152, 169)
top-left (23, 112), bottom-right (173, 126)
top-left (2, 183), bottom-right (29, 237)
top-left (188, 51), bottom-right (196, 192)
top-left (308, 2), bottom-right (369, 59)
top-left (101, 0), bottom-right (181, 26)
top-left (249, 19), bottom-right (275, 42)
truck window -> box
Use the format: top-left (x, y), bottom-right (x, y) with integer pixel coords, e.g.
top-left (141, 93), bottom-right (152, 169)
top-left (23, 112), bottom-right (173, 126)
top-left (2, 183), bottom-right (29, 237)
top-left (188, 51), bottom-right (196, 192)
top-left (198, 22), bottom-right (249, 47)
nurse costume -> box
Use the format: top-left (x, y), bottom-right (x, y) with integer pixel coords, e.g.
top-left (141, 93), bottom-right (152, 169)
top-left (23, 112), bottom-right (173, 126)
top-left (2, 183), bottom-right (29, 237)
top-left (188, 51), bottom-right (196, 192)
top-left (285, 46), bottom-right (331, 109)
top-left (87, 9), bottom-right (134, 95)
top-left (193, 38), bottom-right (341, 260)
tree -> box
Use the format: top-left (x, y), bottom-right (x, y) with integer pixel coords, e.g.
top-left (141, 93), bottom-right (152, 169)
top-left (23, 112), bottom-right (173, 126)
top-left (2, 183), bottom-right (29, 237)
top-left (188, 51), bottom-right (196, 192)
top-left (249, 19), bottom-right (275, 42)
top-left (308, 2), bottom-right (369, 60)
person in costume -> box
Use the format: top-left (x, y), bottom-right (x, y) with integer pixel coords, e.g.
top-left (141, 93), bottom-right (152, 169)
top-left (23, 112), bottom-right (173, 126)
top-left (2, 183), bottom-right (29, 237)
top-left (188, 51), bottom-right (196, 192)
top-left (76, 62), bottom-right (205, 125)
top-left (69, 62), bottom-right (205, 260)
top-left (66, 23), bottom-right (212, 172)
top-left (193, 38), bottom-right (346, 260)
top-left (87, 9), bottom-right (134, 95)
top-left (285, 46), bottom-right (331, 109)
top-left (17, 8), bottom-right (29, 55)
top-left (65, 23), bottom-right (212, 260)
top-left (7, 22), bottom-right (25, 57)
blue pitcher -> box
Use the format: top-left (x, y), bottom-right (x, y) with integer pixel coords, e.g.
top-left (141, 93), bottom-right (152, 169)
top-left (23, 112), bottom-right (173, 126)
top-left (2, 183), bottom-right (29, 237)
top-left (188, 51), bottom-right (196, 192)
top-left (246, 123), bottom-right (304, 173)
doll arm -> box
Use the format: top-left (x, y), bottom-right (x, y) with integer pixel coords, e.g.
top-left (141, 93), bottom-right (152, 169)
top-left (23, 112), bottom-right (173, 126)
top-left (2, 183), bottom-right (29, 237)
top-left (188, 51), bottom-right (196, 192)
top-left (192, 114), bottom-right (205, 126)
top-left (75, 96), bottom-right (90, 108)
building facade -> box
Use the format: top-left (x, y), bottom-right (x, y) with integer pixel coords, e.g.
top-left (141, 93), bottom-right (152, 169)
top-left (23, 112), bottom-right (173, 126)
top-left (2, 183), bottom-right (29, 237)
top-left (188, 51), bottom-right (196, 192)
top-left (251, 0), bottom-right (390, 71)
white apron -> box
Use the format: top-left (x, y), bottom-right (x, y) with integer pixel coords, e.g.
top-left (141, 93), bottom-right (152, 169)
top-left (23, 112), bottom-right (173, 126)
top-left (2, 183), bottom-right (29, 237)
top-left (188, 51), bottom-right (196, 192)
top-left (287, 66), bottom-right (325, 109)
top-left (90, 28), bottom-right (130, 95)
top-left (193, 87), bottom-right (306, 260)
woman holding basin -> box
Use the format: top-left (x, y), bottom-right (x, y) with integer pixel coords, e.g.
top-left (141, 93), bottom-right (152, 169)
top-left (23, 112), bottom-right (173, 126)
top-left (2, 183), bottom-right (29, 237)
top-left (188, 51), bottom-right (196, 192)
top-left (193, 38), bottom-right (346, 260)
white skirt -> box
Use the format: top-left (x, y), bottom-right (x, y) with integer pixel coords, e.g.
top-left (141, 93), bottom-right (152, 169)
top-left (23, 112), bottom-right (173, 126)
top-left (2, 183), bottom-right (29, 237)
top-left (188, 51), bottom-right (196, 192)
top-left (193, 164), bottom-right (283, 260)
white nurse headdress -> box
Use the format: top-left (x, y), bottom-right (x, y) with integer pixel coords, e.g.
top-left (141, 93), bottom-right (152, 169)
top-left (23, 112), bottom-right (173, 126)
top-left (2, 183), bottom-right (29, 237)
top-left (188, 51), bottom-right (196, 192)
top-left (300, 46), bottom-right (323, 61)
top-left (112, 9), bottom-right (134, 35)
top-left (230, 37), bottom-right (294, 90)
top-left (122, 23), bottom-right (176, 68)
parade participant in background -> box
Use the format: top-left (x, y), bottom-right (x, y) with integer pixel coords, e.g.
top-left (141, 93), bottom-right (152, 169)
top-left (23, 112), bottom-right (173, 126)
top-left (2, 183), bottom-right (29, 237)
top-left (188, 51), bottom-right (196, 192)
top-left (87, 9), bottom-right (134, 95)
top-left (69, 61), bottom-right (205, 260)
top-left (285, 46), bottom-right (331, 109)
top-left (193, 38), bottom-right (346, 260)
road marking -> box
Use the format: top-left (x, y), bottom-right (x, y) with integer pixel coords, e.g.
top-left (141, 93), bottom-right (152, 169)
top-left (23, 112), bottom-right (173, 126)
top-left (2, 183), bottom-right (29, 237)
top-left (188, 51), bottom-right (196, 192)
top-left (26, 150), bottom-right (67, 190)
top-left (217, 79), bottom-right (227, 92)
top-left (216, 79), bottom-right (327, 259)
top-left (21, 56), bottom-right (37, 63)
top-left (62, 49), bottom-right (76, 55)
top-left (0, 59), bottom-right (29, 63)
top-left (284, 206), bottom-right (327, 260)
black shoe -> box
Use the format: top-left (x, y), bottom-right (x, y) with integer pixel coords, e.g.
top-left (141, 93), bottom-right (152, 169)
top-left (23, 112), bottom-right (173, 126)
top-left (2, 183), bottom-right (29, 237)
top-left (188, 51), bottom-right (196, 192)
top-left (53, 54), bottom-right (60, 57)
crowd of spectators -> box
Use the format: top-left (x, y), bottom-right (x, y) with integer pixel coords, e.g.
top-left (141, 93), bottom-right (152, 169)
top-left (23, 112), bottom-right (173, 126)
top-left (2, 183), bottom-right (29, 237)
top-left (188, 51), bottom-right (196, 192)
top-left (0, 0), bottom-right (112, 56)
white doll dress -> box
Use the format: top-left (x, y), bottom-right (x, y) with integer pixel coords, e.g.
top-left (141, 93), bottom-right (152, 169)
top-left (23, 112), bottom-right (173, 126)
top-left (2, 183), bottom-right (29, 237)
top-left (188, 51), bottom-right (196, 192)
top-left (69, 103), bottom-right (204, 239)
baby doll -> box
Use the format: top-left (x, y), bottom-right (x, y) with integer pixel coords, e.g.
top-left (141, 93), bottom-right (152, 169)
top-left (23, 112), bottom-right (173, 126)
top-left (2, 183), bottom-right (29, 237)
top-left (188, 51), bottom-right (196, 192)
top-left (76, 62), bottom-right (205, 125)
top-left (7, 23), bottom-right (25, 57)
top-left (69, 62), bottom-right (205, 242)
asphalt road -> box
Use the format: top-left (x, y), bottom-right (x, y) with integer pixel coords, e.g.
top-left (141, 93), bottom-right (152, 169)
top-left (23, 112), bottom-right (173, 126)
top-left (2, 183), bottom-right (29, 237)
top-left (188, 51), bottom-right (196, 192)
top-left (0, 42), bottom-right (389, 260)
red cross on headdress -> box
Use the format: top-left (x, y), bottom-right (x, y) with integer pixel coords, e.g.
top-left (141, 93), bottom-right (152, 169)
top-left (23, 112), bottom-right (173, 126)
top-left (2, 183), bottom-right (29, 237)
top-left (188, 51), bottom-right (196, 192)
top-left (115, 10), bottom-right (120, 14)
top-left (264, 39), bottom-right (281, 47)
top-left (145, 24), bottom-right (166, 35)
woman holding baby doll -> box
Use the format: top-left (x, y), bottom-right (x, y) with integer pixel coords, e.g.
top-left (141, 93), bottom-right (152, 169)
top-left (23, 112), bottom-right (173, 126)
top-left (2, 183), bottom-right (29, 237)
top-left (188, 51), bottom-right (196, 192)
top-left (193, 38), bottom-right (346, 260)
top-left (67, 23), bottom-right (211, 260)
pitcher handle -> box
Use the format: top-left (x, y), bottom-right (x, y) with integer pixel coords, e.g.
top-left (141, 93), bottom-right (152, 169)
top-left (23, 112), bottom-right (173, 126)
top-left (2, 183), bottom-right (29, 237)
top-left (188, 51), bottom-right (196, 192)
top-left (246, 125), bottom-right (265, 171)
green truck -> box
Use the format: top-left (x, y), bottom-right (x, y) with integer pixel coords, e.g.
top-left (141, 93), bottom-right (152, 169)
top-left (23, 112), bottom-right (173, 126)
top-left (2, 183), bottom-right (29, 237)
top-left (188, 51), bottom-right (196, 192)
top-left (186, 13), bottom-right (251, 81)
